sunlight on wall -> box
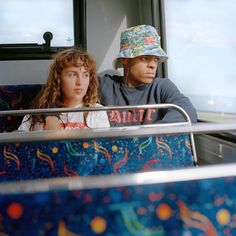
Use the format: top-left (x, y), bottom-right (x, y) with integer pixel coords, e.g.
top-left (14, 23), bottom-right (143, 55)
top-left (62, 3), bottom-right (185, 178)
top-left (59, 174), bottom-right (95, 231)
top-left (98, 17), bottom-right (127, 73)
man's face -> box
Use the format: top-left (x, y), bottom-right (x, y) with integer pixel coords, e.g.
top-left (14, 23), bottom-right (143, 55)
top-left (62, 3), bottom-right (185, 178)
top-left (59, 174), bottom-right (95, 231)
top-left (122, 55), bottom-right (159, 87)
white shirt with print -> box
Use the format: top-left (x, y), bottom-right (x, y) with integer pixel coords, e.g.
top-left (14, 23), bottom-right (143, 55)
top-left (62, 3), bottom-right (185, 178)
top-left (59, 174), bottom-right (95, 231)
top-left (18, 103), bottom-right (110, 131)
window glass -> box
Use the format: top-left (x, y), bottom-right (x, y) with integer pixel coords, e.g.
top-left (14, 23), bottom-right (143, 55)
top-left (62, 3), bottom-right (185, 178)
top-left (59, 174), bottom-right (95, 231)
top-left (164, 0), bottom-right (236, 115)
top-left (0, 0), bottom-right (74, 46)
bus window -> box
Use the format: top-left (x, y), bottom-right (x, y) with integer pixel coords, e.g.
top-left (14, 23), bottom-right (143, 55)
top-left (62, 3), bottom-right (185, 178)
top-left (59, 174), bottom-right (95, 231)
top-left (164, 0), bottom-right (236, 121)
top-left (0, 0), bottom-right (86, 60)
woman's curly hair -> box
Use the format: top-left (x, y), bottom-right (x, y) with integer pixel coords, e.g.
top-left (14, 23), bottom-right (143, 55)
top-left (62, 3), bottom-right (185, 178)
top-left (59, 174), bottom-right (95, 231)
top-left (29, 47), bottom-right (99, 129)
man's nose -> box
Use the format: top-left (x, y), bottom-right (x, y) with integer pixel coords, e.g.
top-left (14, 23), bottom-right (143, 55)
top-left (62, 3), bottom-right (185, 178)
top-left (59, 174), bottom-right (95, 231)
top-left (147, 59), bottom-right (157, 68)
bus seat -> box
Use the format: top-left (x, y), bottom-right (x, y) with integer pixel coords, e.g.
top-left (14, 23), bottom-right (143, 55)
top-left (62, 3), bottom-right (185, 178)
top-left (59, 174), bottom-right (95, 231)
top-left (0, 133), bottom-right (194, 181)
top-left (0, 85), bottom-right (196, 181)
top-left (0, 84), bottom-right (42, 132)
top-left (0, 164), bottom-right (235, 235)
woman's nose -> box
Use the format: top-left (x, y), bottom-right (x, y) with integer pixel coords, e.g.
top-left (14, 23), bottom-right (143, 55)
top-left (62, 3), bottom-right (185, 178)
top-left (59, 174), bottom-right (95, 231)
top-left (75, 76), bottom-right (81, 84)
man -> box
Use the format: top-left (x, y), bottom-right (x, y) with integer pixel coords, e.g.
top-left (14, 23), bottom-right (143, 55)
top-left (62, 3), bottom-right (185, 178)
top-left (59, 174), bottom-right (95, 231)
top-left (99, 25), bottom-right (197, 126)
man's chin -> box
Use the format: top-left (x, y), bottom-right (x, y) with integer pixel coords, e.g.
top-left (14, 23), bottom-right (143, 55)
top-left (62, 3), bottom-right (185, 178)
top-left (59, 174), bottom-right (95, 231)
top-left (144, 77), bottom-right (155, 83)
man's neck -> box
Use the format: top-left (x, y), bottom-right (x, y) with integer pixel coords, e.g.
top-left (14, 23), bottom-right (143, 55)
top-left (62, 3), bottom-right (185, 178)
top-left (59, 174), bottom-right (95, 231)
top-left (123, 76), bottom-right (145, 88)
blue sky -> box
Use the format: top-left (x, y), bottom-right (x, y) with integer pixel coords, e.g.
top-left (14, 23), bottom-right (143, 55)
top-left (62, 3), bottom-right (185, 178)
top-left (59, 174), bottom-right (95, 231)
top-left (165, 0), bottom-right (236, 99)
top-left (0, 0), bottom-right (74, 46)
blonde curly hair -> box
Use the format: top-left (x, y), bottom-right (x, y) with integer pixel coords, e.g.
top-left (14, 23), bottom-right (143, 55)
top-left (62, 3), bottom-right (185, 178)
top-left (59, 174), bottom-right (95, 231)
top-left (29, 47), bottom-right (99, 129)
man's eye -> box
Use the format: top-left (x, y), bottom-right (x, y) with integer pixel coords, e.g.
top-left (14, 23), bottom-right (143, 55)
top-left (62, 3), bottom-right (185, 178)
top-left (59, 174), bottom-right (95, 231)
top-left (141, 56), bottom-right (148, 61)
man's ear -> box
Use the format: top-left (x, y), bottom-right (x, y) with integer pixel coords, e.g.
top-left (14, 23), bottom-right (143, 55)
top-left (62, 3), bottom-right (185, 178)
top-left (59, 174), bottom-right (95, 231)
top-left (121, 58), bottom-right (128, 66)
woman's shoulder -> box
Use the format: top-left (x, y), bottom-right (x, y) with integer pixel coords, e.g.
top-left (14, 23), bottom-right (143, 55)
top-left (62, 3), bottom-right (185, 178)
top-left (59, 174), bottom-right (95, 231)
top-left (88, 103), bottom-right (106, 113)
top-left (87, 103), bottom-right (110, 128)
top-left (93, 103), bottom-right (104, 107)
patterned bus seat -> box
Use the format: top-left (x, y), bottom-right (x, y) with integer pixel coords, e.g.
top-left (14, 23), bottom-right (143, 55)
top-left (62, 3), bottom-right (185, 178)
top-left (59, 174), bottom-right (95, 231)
top-left (0, 165), bottom-right (235, 235)
top-left (0, 133), bottom-right (194, 181)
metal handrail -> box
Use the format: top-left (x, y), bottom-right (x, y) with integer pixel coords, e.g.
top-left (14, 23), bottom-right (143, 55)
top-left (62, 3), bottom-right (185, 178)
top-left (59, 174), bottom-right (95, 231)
top-left (0, 103), bottom-right (191, 122)
top-left (0, 103), bottom-right (198, 165)
top-left (0, 122), bottom-right (235, 143)
top-left (1, 162), bottom-right (236, 194)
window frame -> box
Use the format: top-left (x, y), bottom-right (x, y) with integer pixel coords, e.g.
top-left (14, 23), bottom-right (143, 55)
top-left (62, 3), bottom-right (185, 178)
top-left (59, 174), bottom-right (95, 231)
top-left (151, 0), bottom-right (168, 79)
top-left (0, 0), bottom-right (86, 61)
top-left (158, 0), bottom-right (236, 141)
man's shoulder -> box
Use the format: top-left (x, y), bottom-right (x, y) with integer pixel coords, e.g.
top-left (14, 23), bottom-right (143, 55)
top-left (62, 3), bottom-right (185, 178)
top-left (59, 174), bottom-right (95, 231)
top-left (99, 71), bottom-right (123, 87)
top-left (103, 74), bottom-right (123, 82)
top-left (153, 77), bottom-right (169, 84)
top-left (98, 69), bottom-right (121, 80)
top-left (152, 77), bottom-right (175, 88)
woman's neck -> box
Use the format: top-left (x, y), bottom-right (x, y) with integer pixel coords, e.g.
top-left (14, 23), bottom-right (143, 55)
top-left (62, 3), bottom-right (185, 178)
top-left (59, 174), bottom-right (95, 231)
top-left (66, 101), bottom-right (83, 108)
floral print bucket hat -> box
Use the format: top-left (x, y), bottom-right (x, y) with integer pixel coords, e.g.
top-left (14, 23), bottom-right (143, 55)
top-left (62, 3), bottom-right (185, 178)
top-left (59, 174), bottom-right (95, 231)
top-left (113, 25), bottom-right (168, 69)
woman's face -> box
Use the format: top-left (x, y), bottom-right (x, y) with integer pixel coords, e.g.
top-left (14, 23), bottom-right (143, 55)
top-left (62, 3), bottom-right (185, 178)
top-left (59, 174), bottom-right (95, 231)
top-left (61, 63), bottom-right (90, 107)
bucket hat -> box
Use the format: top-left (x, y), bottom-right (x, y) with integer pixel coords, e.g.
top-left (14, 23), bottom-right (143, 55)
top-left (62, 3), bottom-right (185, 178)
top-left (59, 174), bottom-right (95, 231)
top-left (113, 25), bottom-right (168, 69)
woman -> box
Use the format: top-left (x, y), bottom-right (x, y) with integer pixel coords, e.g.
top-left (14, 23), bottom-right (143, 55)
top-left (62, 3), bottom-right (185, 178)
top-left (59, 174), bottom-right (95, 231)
top-left (18, 48), bottom-right (110, 131)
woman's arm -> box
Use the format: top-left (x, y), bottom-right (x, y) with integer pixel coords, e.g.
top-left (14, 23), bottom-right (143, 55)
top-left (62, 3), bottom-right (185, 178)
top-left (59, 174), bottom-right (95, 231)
top-left (44, 116), bottom-right (61, 130)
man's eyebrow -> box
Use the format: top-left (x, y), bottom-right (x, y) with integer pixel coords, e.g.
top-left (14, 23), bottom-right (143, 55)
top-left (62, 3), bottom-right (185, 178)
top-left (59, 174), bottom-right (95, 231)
top-left (65, 66), bottom-right (80, 71)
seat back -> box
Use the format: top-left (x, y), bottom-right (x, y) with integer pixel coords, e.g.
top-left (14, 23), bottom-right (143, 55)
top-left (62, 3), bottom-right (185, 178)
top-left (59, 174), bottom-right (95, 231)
top-left (0, 84), bottom-right (42, 132)
top-left (0, 133), bottom-right (194, 181)
top-left (0, 164), bottom-right (235, 235)
top-left (0, 85), bottom-right (197, 181)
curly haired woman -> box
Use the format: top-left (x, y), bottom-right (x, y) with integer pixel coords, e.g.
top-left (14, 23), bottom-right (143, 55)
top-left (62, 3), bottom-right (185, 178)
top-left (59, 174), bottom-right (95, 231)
top-left (18, 48), bottom-right (110, 131)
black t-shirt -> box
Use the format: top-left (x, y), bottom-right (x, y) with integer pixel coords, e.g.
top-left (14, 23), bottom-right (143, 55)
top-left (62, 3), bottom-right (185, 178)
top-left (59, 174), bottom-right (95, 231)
top-left (99, 74), bottom-right (197, 126)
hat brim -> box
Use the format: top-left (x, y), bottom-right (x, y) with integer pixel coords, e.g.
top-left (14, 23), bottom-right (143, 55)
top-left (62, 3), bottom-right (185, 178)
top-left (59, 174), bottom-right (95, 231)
top-left (112, 49), bottom-right (168, 70)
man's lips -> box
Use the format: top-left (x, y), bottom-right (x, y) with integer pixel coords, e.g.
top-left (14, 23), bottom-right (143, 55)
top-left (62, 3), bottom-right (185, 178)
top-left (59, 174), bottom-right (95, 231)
top-left (145, 73), bottom-right (155, 78)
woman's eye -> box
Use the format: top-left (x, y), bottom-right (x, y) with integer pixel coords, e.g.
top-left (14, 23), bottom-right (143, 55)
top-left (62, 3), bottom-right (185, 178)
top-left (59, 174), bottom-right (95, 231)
top-left (68, 72), bottom-right (77, 78)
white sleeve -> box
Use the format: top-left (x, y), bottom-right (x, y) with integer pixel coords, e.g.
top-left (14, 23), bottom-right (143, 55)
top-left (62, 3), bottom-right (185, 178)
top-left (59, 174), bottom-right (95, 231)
top-left (18, 115), bottom-right (44, 131)
top-left (95, 111), bottom-right (110, 128)
top-left (87, 105), bottom-right (110, 128)
top-left (17, 115), bottom-right (32, 131)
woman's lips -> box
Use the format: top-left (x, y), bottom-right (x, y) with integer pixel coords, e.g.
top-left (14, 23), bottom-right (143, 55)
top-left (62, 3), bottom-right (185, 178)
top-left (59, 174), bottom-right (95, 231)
top-left (74, 89), bottom-right (83, 93)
